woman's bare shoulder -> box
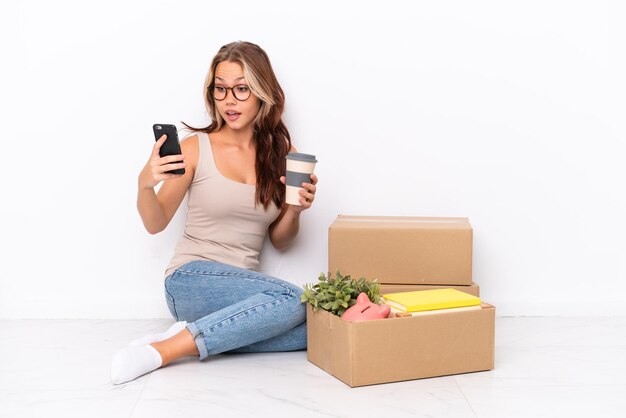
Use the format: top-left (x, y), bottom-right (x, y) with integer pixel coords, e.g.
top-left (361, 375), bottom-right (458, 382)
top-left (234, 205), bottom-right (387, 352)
top-left (180, 134), bottom-right (200, 174)
top-left (181, 133), bottom-right (200, 144)
top-left (180, 134), bottom-right (200, 153)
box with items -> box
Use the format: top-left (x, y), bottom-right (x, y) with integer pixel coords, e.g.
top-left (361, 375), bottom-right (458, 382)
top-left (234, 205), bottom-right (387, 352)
top-left (303, 215), bottom-right (494, 387)
top-left (303, 272), bottom-right (495, 387)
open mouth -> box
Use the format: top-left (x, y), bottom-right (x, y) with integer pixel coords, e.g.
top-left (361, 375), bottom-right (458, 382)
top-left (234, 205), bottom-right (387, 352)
top-left (225, 111), bottom-right (241, 121)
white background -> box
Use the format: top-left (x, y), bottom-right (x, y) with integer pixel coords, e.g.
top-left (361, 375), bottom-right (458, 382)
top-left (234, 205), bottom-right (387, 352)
top-left (1, 0), bottom-right (624, 318)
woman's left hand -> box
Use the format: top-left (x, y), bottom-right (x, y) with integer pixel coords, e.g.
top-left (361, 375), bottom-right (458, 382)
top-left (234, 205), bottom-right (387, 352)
top-left (280, 174), bottom-right (318, 214)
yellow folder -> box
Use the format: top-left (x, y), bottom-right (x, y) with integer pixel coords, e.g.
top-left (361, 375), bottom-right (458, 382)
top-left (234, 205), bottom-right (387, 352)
top-left (382, 288), bottom-right (481, 312)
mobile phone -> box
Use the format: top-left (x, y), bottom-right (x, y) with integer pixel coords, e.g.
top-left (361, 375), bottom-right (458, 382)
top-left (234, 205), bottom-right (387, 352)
top-left (153, 124), bottom-right (185, 175)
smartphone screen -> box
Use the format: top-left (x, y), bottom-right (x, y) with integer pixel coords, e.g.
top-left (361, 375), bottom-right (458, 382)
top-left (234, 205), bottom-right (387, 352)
top-left (153, 124), bottom-right (185, 175)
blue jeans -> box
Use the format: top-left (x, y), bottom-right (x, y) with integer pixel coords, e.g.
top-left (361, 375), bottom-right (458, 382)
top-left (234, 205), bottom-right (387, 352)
top-left (164, 260), bottom-right (307, 361)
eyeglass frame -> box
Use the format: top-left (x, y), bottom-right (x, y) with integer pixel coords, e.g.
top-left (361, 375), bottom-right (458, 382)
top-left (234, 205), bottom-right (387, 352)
top-left (207, 83), bottom-right (252, 101)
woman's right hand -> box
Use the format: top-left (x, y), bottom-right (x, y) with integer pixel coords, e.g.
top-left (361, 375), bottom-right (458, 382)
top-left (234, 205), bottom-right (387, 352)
top-left (138, 134), bottom-right (186, 189)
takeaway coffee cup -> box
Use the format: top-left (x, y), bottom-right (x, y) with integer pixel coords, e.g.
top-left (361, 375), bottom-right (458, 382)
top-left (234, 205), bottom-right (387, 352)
top-left (285, 152), bottom-right (317, 206)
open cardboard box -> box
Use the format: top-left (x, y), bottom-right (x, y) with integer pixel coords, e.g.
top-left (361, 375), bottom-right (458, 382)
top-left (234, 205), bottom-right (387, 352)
top-left (306, 302), bottom-right (495, 387)
top-left (329, 215), bottom-right (473, 285)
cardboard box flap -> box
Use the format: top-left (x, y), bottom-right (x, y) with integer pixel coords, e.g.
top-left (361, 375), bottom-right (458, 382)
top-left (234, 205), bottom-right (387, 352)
top-left (337, 215), bottom-right (470, 223)
top-left (332, 215), bottom-right (472, 231)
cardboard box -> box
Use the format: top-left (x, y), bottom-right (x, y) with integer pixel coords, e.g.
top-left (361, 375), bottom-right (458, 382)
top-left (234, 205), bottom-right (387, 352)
top-left (306, 302), bottom-right (495, 387)
top-left (380, 282), bottom-right (480, 297)
top-left (328, 215), bottom-right (473, 285)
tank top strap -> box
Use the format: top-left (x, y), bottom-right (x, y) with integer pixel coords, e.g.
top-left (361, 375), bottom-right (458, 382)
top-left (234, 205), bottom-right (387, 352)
top-left (195, 131), bottom-right (219, 179)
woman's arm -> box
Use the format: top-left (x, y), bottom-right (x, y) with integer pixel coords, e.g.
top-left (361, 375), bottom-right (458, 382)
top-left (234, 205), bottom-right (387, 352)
top-left (269, 206), bottom-right (301, 252)
top-left (269, 172), bottom-right (318, 251)
top-left (137, 135), bottom-right (198, 234)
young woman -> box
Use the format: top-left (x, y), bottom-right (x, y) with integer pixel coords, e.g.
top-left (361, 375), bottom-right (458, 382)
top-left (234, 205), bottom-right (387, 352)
top-left (111, 41), bottom-right (318, 385)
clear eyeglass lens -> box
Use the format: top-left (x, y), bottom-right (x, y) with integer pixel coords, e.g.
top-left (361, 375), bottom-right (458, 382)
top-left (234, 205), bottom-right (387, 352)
top-left (212, 86), bottom-right (226, 100)
top-left (233, 85), bottom-right (250, 100)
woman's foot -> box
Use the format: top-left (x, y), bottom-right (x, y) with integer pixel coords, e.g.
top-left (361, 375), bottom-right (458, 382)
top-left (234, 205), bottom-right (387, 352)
top-left (129, 321), bottom-right (188, 347)
top-left (111, 329), bottom-right (200, 384)
top-left (110, 344), bottom-right (163, 385)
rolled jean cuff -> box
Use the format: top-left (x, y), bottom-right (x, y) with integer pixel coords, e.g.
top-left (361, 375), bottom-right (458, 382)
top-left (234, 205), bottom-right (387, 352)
top-left (185, 322), bottom-right (209, 360)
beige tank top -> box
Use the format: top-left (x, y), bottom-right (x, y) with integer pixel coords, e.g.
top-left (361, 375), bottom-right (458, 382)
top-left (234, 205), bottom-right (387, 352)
top-left (164, 132), bottom-right (282, 279)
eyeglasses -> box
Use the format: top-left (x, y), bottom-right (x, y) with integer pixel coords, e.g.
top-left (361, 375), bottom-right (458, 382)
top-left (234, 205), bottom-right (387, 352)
top-left (208, 84), bottom-right (252, 101)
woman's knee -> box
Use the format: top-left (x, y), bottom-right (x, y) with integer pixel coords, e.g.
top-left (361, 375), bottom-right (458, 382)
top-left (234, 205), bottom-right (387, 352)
top-left (164, 278), bottom-right (179, 321)
top-left (164, 274), bottom-right (211, 322)
top-left (286, 290), bottom-right (306, 324)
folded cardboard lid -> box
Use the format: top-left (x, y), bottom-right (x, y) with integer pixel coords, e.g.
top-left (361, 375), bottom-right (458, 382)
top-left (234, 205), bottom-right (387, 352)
top-left (331, 215), bottom-right (472, 230)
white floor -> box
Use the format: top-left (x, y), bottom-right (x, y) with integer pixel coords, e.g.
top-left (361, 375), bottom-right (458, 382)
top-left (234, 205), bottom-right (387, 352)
top-left (1, 317), bottom-right (625, 418)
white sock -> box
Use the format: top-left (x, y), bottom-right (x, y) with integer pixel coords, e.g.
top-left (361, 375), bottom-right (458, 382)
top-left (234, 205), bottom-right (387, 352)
top-left (110, 344), bottom-right (163, 385)
top-left (129, 321), bottom-right (188, 347)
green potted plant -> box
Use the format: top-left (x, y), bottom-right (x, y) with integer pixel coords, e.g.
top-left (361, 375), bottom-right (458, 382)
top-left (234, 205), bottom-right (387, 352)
top-left (300, 271), bottom-right (382, 317)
